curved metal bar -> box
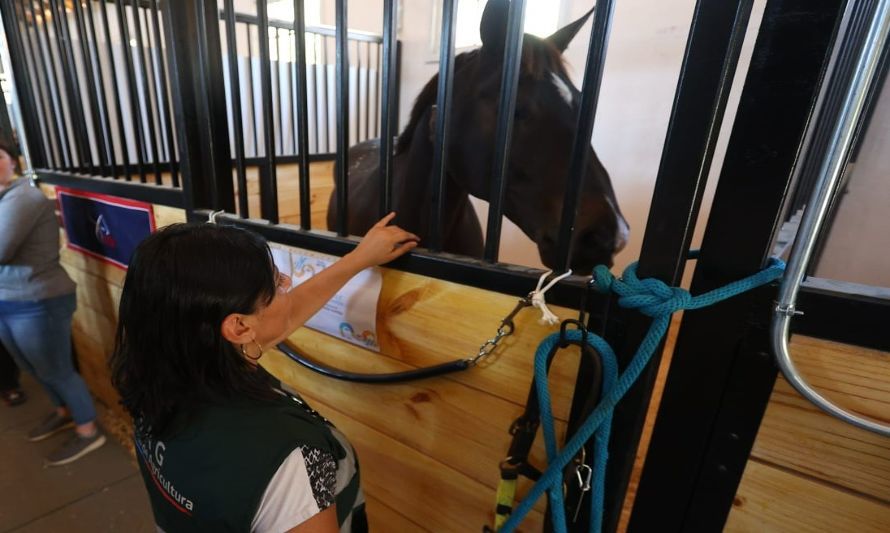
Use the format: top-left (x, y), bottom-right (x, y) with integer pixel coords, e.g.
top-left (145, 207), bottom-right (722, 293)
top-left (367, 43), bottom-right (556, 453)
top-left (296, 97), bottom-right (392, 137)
top-left (771, 0), bottom-right (890, 437)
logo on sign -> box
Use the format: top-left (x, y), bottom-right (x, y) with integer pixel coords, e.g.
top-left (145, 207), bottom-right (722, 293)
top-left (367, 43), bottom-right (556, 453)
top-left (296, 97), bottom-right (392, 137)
top-left (93, 214), bottom-right (117, 248)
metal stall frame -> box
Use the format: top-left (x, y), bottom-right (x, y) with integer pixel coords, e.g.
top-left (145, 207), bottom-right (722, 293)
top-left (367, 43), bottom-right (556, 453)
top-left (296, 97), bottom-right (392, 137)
top-left (628, 1), bottom-right (853, 531)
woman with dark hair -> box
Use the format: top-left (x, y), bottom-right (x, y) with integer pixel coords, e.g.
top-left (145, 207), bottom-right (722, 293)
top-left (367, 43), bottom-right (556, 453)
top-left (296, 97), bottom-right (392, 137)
top-left (111, 214), bottom-right (418, 532)
top-left (0, 140), bottom-right (104, 463)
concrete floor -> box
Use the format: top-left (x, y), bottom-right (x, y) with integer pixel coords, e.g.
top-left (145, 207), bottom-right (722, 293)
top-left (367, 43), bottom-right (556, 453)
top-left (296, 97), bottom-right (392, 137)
top-left (0, 374), bottom-right (155, 532)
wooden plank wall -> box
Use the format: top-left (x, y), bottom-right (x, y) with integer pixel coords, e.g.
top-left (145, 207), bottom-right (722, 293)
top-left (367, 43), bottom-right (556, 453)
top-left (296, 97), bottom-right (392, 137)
top-left (42, 174), bottom-right (890, 531)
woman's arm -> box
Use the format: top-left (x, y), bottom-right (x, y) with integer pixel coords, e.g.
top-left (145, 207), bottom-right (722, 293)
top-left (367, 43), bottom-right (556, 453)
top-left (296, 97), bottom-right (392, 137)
top-left (284, 504), bottom-right (338, 533)
top-left (0, 187), bottom-right (44, 263)
top-left (277, 212), bottom-right (418, 341)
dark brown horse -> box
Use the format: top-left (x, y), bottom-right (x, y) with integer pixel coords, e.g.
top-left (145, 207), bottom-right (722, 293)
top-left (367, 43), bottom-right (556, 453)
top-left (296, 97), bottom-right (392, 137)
top-left (328, 0), bottom-right (627, 274)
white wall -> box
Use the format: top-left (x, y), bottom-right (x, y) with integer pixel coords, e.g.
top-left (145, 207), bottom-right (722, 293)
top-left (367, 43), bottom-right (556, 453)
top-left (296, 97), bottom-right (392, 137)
top-left (814, 76), bottom-right (890, 288)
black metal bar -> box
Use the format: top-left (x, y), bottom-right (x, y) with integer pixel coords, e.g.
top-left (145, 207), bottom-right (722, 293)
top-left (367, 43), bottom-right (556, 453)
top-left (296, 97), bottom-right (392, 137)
top-left (628, 1), bottom-right (846, 531)
top-left (245, 22), bottom-right (259, 156)
top-left (35, 170), bottom-right (184, 207)
top-left (48, 0), bottom-right (92, 171)
top-left (149, 0), bottom-right (179, 186)
top-left (44, 0), bottom-right (77, 168)
top-left (0, 88), bottom-right (13, 147)
top-left (193, 209), bottom-right (609, 312)
top-left (274, 27), bottom-right (282, 156)
top-left (83, 0), bottom-right (120, 179)
top-left (364, 42), bottom-right (371, 142)
top-left (223, 0), bottom-right (248, 217)
top-left (72, 0), bottom-right (110, 176)
top-left (375, 41), bottom-right (381, 137)
top-left (850, 36), bottom-right (890, 163)
top-left (257, 0), bottom-right (279, 223)
top-left (428, 0), bottom-right (458, 251)
top-left (115, 0), bottom-right (148, 182)
top-left (393, 40), bottom-right (402, 141)
top-left (98, 0), bottom-right (134, 180)
top-left (362, 41), bottom-right (368, 142)
top-left (808, 1), bottom-right (887, 271)
top-left (132, 2), bottom-right (162, 184)
top-left (293, 0), bottom-right (312, 229)
top-left (33, 0), bottom-right (72, 168)
top-left (334, 0), bottom-right (348, 234)
top-left (483, 0), bottom-right (526, 262)
top-left (162, 0), bottom-right (234, 214)
top-left (355, 40), bottom-right (362, 144)
top-left (786, 0), bottom-right (878, 220)
top-left (28, 0), bottom-right (66, 168)
top-left (378, 0), bottom-right (396, 218)
top-left (322, 34), bottom-right (329, 153)
top-left (5, 0), bottom-right (50, 168)
top-left (290, 30), bottom-right (297, 156)
top-left (554, 0), bottom-right (615, 272)
top-left (315, 33), bottom-right (323, 154)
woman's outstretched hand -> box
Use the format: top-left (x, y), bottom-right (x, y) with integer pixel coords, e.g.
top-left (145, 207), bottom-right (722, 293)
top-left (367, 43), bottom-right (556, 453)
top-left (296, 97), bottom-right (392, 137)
top-left (272, 213), bottom-right (419, 344)
top-left (346, 212), bottom-right (419, 269)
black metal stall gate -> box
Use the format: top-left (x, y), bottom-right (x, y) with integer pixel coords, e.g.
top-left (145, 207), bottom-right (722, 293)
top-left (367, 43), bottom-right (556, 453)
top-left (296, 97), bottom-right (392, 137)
top-left (3, 0), bottom-right (888, 531)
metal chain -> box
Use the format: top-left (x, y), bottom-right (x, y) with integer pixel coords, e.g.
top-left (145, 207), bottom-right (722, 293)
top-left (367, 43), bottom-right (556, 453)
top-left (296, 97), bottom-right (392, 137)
top-left (466, 295), bottom-right (533, 366)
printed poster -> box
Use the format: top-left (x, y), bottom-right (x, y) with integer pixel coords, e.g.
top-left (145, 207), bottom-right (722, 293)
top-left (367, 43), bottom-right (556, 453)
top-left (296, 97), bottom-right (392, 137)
top-left (270, 244), bottom-right (383, 352)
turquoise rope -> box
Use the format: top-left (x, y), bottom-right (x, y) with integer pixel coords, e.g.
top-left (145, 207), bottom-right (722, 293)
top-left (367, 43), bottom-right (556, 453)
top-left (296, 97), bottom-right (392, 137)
top-left (500, 257), bottom-right (786, 532)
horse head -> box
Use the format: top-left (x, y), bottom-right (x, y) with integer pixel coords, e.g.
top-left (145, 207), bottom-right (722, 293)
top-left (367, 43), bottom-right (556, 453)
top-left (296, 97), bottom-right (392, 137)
top-left (430, 0), bottom-right (628, 273)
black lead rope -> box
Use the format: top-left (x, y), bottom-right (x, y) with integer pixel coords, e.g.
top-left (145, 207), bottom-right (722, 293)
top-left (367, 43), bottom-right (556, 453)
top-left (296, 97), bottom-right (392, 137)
top-left (276, 342), bottom-right (472, 384)
top-left (275, 295), bottom-right (534, 384)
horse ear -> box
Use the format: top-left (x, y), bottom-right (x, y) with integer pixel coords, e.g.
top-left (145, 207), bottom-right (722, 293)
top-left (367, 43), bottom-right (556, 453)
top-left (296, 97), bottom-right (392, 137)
top-left (479, 0), bottom-right (509, 55)
top-left (547, 7), bottom-right (594, 53)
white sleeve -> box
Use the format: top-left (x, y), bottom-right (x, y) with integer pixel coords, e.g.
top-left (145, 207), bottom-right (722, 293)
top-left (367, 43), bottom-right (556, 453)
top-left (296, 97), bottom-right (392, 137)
top-left (251, 448), bottom-right (329, 533)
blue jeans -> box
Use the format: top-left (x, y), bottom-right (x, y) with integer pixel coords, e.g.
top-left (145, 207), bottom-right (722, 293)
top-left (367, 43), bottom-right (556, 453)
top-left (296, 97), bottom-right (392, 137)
top-left (0, 293), bottom-right (97, 425)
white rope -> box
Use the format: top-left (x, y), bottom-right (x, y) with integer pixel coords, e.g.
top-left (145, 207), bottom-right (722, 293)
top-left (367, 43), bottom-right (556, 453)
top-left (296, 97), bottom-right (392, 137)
top-left (207, 210), bottom-right (225, 224)
top-left (530, 269), bottom-right (573, 325)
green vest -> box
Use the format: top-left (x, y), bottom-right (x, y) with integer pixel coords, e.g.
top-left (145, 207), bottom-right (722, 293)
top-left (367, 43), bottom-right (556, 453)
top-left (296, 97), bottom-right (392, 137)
top-left (136, 391), bottom-right (361, 532)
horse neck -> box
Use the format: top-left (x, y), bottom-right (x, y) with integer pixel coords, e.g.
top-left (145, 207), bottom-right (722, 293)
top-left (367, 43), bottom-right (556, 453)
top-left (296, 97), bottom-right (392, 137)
top-left (392, 109), bottom-right (468, 239)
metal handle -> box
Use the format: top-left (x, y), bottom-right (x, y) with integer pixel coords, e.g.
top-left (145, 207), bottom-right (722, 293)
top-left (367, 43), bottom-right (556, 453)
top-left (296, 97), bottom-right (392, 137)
top-left (771, 0), bottom-right (890, 437)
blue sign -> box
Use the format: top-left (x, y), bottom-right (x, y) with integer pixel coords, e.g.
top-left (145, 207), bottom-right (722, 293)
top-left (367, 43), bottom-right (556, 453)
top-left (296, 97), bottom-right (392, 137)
top-left (57, 188), bottom-right (156, 269)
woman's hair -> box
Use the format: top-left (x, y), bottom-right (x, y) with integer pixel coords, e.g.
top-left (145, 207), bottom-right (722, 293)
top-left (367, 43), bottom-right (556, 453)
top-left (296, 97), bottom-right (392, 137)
top-left (0, 139), bottom-right (21, 173)
top-left (110, 223), bottom-right (279, 437)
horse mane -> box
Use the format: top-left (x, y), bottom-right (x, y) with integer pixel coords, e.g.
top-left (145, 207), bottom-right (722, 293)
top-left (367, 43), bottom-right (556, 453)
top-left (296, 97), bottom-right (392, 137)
top-left (396, 37), bottom-right (568, 154)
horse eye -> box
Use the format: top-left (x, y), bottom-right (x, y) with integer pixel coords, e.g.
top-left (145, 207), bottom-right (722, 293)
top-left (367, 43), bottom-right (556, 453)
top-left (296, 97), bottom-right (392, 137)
top-left (514, 107), bottom-right (529, 121)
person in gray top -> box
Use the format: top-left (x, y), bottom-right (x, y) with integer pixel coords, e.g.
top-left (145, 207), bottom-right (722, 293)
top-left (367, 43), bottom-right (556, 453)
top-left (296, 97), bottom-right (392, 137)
top-left (0, 141), bottom-right (105, 465)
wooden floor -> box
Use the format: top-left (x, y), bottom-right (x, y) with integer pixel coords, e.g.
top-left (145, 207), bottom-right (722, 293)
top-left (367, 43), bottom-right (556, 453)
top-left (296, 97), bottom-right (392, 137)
top-left (617, 324), bottom-right (890, 532)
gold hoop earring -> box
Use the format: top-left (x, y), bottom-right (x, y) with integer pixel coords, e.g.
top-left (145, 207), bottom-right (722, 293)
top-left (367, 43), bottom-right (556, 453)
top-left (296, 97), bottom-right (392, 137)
top-left (240, 339), bottom-right (264, 361)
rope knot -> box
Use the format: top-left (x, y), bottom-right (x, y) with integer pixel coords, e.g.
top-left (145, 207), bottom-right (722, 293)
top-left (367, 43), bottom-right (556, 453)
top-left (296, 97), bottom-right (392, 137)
top-left (606, 262), bottom-right (692, 317)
